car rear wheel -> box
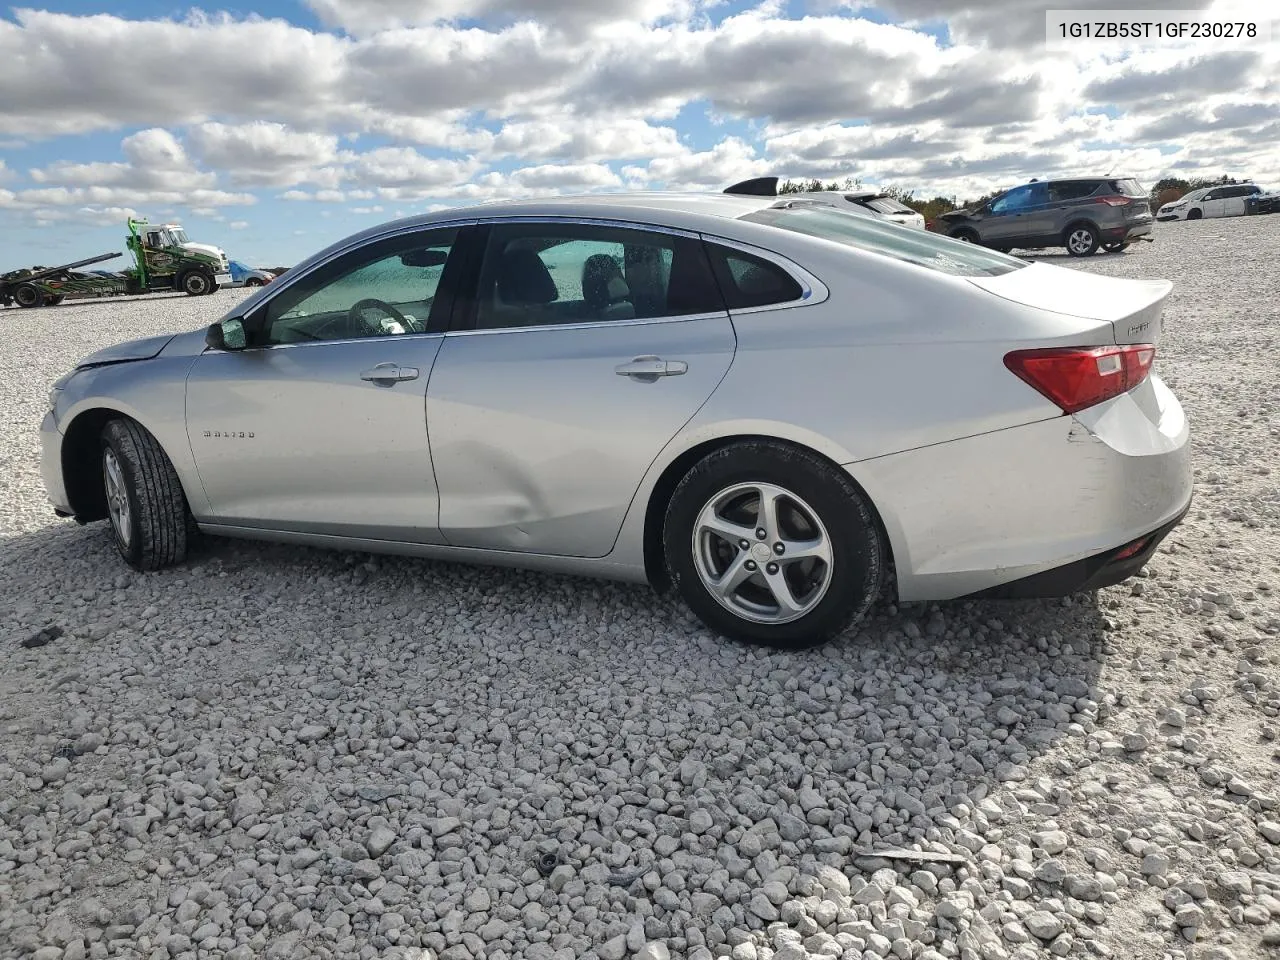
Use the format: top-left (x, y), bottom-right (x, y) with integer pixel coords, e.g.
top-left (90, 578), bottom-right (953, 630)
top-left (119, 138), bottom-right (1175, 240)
top-left (662, 441), bottom-right (884, 648)
top-left (100, 418), bottom-right (189, 571)
top-left (1065, 224), bottom-right (1100, 257)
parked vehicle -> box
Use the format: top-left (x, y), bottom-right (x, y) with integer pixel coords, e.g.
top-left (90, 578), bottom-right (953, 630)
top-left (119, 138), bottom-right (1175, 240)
top-left (227, 260), bottom-right (275, 287)
top-left (726, 179), bottom-right (925, 230)
top-left (1157, 183), bottom-right (1267, 221)
top-left (1, 218), bottom-right (232, 307)
top-left (934, 177), bottom-right (1154, 256)
top-left (1246, 189), bottom-right (1280, 216)
top-left (41, 192), bottom-right (1191, 647)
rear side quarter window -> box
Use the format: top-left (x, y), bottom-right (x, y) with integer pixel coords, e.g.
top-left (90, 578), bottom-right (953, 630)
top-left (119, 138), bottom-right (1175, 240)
top-left (704, 244), bottom-right (804, 310)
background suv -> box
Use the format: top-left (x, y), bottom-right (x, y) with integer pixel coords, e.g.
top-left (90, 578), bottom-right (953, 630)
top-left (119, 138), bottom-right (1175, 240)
top-left (935, 177), bottom-right (1154, 256)
top-left (1158, 183), bottom-right (1268, 221)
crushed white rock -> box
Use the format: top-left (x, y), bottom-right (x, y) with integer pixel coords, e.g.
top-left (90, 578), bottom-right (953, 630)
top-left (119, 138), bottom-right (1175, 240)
top-left (2, 221), bottom-right (1279, 960)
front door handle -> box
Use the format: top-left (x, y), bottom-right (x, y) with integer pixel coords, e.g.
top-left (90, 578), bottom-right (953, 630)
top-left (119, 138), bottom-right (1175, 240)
top-left (615, 355), bottom-right (688, 382)
top-left (360, 362), bottom-right (419, 384)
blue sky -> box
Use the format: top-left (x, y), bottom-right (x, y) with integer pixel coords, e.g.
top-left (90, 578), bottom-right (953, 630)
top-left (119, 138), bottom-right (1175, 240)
top-left (1, 0), bottom-right (1276, 268)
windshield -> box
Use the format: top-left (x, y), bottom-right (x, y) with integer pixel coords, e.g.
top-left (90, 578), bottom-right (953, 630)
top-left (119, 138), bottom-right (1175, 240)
top-left (743, 203), bottom-right (1027, 278)
top-left (168, 228), bottom-right (190, 245)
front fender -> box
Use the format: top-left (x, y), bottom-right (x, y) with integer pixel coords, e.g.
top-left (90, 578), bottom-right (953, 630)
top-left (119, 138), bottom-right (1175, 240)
top-left (56, 356), bottom-right (210, 517)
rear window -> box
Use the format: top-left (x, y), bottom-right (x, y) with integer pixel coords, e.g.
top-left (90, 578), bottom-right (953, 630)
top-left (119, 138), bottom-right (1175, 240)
top-left (742, 203), bottom-right (1027, 278)
top-left (1110, 178), bottom-right (1146, 197)
top-left (859, 195), bottom-right (917, 216)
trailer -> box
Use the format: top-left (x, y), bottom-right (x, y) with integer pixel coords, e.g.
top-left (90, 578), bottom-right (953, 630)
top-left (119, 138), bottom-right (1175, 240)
top-left (1, 217), bottom-right (233, 308)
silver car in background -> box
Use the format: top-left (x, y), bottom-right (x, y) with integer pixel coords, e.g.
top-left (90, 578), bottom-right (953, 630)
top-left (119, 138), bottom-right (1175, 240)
top-left (40, 192), bottom-right (1192, 647)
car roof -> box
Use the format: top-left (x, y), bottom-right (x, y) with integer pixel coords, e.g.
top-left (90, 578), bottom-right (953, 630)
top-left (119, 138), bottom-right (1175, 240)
top-left (293, 192), bottom-right (786, 265)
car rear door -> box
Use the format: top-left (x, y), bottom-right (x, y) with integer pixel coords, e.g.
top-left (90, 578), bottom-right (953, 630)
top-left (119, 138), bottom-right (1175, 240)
top-left (184, 226), bottom-right (467, 541)
top-left (424, 219), bottom-right (736, 558)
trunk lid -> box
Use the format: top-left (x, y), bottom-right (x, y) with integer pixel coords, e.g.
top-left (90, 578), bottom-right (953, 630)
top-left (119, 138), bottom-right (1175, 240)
top-left (967, 262), bottom-right (1171, 345)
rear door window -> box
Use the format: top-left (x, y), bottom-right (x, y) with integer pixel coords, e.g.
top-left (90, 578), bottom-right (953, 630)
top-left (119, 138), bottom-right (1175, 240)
top-left (1049, 181), bottom-right (1102, 203)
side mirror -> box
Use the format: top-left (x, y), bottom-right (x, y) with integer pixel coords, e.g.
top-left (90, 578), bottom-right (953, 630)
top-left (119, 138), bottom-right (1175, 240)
top-left (206, 317), bottom-right (247, 351)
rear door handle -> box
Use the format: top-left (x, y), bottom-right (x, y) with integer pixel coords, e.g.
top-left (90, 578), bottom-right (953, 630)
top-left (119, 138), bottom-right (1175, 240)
top-left (615, 355), bottom-right (688, 381)
top-left (360, 362), bottom-right (419, 384)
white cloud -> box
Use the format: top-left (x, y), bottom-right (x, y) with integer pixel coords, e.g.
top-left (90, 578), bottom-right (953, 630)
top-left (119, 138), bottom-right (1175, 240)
top-left (0, 0), bottom-right (1277, 232)
top-left (303, 0), bottom-right (696, 36)
top-left (186, 121), bottom-right (344, 187)
top-left (228, 220), bottom-right (250, 229)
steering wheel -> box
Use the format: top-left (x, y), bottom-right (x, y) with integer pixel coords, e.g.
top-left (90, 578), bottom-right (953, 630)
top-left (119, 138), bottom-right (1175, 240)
top-left (346, 298), bottom-right (413, 338)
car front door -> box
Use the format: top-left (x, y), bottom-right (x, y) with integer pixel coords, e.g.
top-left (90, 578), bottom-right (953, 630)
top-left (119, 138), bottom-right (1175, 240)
top-left (1199, 189), bottom-right (1226, 218)
top-left (425, 219), bottom-right (736, 558)
top-left (983, 183), bottom-right (1047, 245)
top-left (184, 226), bottom-right (467, 542)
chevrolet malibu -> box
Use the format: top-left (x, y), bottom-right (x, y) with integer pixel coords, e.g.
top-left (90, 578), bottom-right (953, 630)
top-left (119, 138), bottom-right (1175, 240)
top-left (41, 193), bottom-right (1193, 648)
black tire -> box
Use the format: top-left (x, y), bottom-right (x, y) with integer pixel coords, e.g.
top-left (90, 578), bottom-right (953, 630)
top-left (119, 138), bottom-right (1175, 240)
top-left (100, 418), bottom-right (189, 571)
top-left (662, 441), bottom-right (884, 649)
top-left (1103, 241), bottom-right (1130, 253)
top-left (1064, 223), bottom-right (1100, 257)
top-left (179, 269), bottom-right (213, 296)
top-left (1187, 208), bottom-right (1203, 220)
top-left (948, 228), bottom-right (978, 243)
top-left (14, 283), bottom-right (45, 308)
top-left (244, 278), bottom-right (263, 288)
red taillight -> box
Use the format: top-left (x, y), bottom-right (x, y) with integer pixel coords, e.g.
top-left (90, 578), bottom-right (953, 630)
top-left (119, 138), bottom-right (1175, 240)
top-left (1093, 196), bottom-right (1129, 207)
top-left (1004, 344), bottom-right (1155, 414)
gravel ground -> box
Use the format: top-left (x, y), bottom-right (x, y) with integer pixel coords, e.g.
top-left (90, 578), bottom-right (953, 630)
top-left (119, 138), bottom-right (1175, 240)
top-left (2, 218), bottom-right (1278, 960)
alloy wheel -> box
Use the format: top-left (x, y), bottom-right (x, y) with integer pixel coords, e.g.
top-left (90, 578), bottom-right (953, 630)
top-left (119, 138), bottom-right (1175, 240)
top-left (690, 482), bottom-right (834, 625)
top-left (103, 447), bottom-right (132, 548)
top-left (1068, 229), bottom-right (1095, 255)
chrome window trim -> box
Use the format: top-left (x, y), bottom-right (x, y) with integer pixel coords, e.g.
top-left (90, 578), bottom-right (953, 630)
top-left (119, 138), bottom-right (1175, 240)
top-left (224, 213), bottom-right (829, 349)
top-left (445, 311), bottom-right (728, 338)
top-left (203, 331), bottom-right (446, 355)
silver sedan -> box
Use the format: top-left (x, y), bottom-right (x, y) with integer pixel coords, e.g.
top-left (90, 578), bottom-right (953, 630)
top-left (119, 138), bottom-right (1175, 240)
top-left (40, 192), bottom-right (1193, 647)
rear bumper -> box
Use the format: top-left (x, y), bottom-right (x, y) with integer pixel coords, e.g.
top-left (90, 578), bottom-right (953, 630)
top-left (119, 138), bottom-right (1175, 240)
top-left (969, 497), bottom-right (1190, 599)
top-left (848, 375), bottom-right (1192, 602)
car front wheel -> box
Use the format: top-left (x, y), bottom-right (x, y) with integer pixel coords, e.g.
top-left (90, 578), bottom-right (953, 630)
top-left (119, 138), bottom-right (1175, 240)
top-left (100, 418), bottom-right (190, 571)
top-left (663, 441), bottom-right (884, 648)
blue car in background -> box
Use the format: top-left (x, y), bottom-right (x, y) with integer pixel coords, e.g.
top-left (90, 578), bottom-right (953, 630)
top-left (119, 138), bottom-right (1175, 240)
top-left (226, 260), bottom-right (274, 287)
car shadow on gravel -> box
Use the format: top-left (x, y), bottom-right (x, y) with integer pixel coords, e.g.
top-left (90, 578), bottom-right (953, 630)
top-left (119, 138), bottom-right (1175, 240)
top-left (3, 519), bottom-right (1112, 850)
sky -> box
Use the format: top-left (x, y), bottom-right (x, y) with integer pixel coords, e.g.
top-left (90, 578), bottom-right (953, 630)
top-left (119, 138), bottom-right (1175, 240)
top-left (0, 0), bottom-right (1276, 268)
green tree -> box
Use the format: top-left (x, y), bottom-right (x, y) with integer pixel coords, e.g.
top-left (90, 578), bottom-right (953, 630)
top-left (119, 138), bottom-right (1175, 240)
top-left (778, 177), bottom-right (861, 194)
